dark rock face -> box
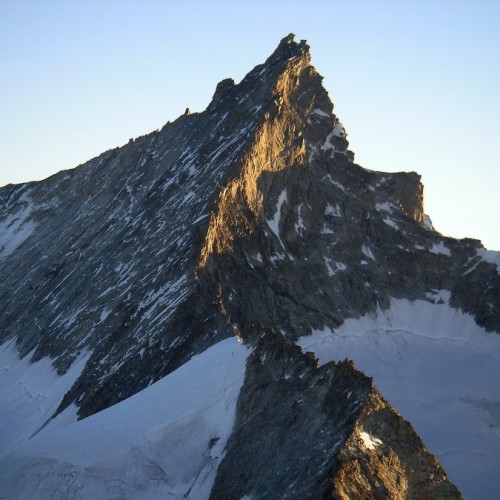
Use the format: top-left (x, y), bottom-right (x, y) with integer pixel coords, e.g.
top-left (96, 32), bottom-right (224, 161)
top-left (211, 328), bottom-right (462, 499)
top-left (212, 328), bottom-right (372, 499)
top-left (1, 33), bottom-right (495, 497)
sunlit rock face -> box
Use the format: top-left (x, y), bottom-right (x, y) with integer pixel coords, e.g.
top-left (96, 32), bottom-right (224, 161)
top-left (1, 33), bottom-right (499, 498)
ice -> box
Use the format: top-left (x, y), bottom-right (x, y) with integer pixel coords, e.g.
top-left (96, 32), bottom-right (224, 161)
top-left (0, 337), bottom-right (250, 499)
top-left (297, 298), bottom-right (500, 499)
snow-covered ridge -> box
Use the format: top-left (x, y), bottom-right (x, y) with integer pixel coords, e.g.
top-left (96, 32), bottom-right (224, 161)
top-left (298, 298), bottom-right (500, 499)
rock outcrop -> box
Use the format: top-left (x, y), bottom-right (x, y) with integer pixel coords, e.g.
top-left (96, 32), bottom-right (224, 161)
top-left (211, 328), bottom-right (462, 499)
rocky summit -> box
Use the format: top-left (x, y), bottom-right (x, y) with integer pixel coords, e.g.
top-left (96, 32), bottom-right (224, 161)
top-left (1, 34), bottom-right (499, 499)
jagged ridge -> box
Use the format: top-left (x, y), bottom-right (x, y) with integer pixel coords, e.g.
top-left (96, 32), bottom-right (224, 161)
top-left (211, 327), bottom-right (461, 499)
top-left (1, 33), bottom-right (498, 498)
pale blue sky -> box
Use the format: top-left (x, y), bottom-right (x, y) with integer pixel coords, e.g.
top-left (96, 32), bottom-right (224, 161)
top-left (1, 0), bottom-right (499, 249)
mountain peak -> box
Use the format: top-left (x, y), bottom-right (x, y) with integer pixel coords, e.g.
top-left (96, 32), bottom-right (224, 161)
top-left (0, 35), bottom-right (498, 498)
top-left (266, 33), bottom-right (310, 63)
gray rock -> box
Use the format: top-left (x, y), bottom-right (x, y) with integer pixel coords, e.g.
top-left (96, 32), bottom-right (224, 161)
top-left (2, 33), bottom-right (494, 496)
top-left (211, 327), bottom-right (461, 499)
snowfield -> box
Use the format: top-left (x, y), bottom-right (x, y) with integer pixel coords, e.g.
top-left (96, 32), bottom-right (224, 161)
top-left (0, 340), bottom-right (90, 457)
top-left (0, 337), bottom-right (250, 499)
top-left (298, 297), bottom-right (500, 500)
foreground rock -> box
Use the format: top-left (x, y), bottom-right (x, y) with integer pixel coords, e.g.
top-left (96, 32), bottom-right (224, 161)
top-left (212, 328), bottom-right (462, 499)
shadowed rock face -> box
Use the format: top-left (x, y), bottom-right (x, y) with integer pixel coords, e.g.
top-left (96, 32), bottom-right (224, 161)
top-left (211, 328), bottom-right (373, 499)
top-left (211, 328), bottom-right (462, 499)
top-left (2, 33), bottom-right (496, 496)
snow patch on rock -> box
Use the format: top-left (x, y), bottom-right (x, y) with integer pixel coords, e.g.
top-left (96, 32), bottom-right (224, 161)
top-left (267, 189), bottom-right (287, 248)
top-left (360, 431), bottom-right (382, 450)
top-left (477, 248), bottom-right (500, 273)
top-left (430, 241), bottom-right (451, 256)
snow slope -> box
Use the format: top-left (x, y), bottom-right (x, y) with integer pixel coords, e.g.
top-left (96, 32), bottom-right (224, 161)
top-left (0, 337), bottom-right (250, 499)
top-left (298, 298), bottom-right (500, 500)
top-left (0, 339), bottom-right (90, 457)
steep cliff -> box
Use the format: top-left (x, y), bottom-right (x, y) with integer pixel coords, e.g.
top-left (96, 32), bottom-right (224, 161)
top-left (1, 34), bottom-right (498, 498)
